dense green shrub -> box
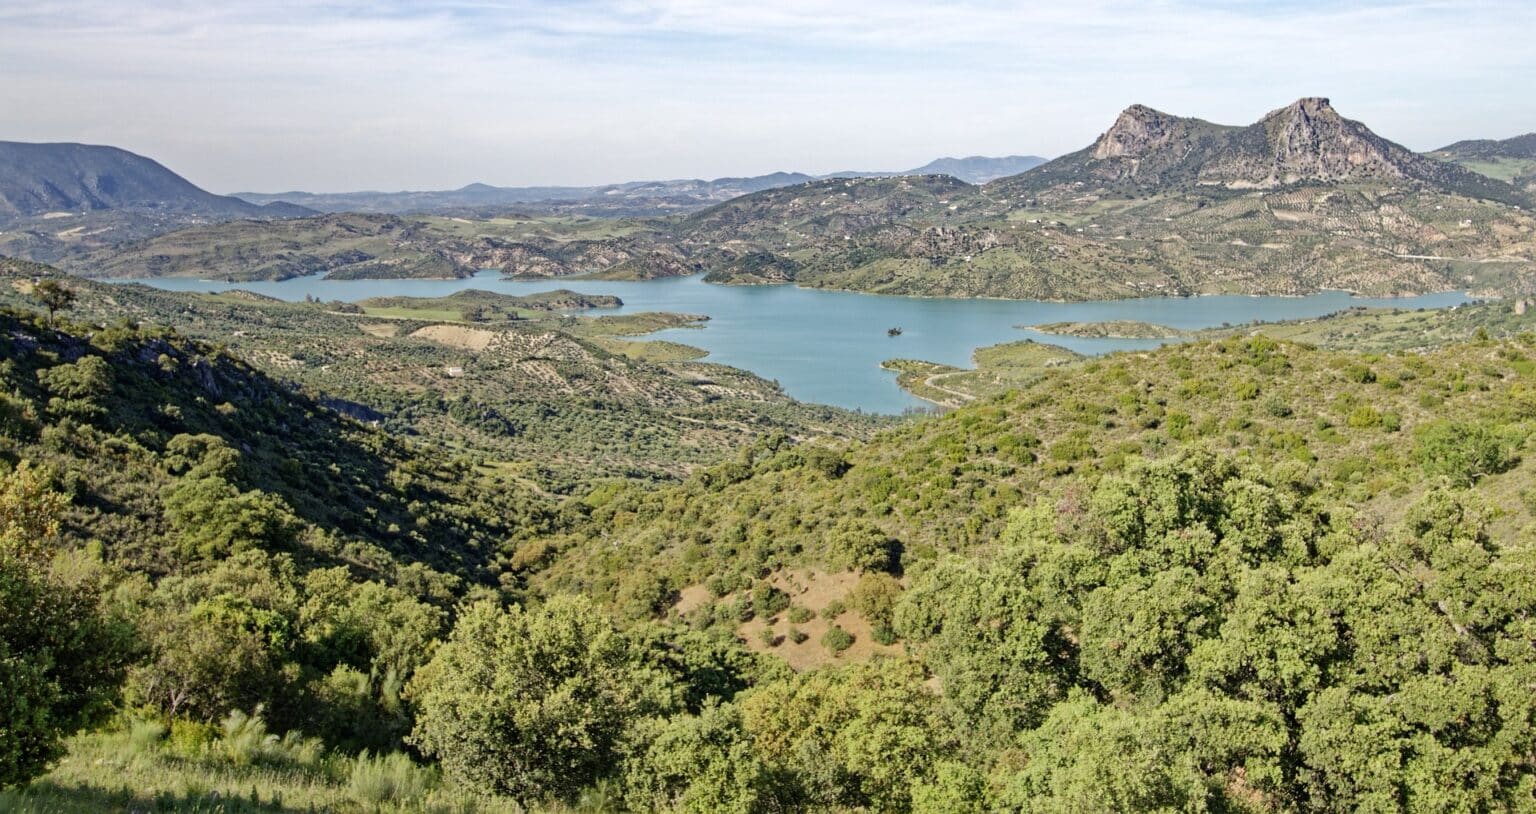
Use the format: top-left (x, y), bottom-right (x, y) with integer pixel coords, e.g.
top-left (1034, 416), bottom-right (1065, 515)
top-left (821, 626), bottom-right (854, 655)
top-left (1414, 420), bottom-right (1516, 485)
top-left (620, 702), bottom-right (769, 814)
top-left (407, 596), bottom-right (676, 803)
top-left (0, 463), bottom-right (133, 788)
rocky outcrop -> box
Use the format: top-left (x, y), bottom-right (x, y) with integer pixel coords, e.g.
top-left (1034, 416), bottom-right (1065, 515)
top-left (1203, 97), bottom-right (1417, 187)
top-left (997, 98), bottom-right (1528, 205)
top-left (1092, 105), bottom-right (1186, 160)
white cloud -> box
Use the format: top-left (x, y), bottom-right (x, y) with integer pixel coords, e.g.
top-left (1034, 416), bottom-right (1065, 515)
top-left (1, 0), bottom-right (1532, 190)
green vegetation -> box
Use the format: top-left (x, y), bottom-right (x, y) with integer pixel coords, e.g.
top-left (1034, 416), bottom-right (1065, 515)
top-left (0, 262), bottom-right (885, 487)
top-left (0, 464), bottom-right (132, 788)
top-left (1431, 133), bottom-right (1536, 195)
top-left (886, 339), bottom-right (1081, 407)
top-left (29, 279), bottom-right (75, 326)
top-left (1198, 300), bottom-right (1536, 351)
top-left (9, 247), bottom-right (1536, 809)
top-left (408, 596), bottom-right (674, 801)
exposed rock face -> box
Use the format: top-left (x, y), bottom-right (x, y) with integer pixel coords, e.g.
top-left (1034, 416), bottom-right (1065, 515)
top-left (996, 97), bottom-right (1528, 206)
top-left (1204, 97), bottom-right (1414, 187)
top-left (1092, 105), bottom-right (1184, 160)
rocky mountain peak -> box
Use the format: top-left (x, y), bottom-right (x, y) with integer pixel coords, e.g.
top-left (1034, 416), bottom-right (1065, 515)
top-left (1092, 104), bottom-right (1183, 160)
top-left (994, 97), bottom-right (1529, 207)
top-left (1246, 97), bottom-right (1409, 185)
top-left (1272, 97), bottom-right (1337, 120)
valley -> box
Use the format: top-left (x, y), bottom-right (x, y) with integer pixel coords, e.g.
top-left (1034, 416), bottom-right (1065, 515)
top-left (5, 72), bottom-right (1536, 813)
top-left (104, 268), bottom-right (1473, 414)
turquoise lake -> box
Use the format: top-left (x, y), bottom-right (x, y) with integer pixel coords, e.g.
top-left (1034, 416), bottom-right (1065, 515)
top-left (119, 272), bottom-right (1474, 414)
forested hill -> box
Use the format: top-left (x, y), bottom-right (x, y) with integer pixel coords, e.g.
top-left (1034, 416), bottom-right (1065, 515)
top-left (6, 274), bottom-right (1536, 810)
top-left (0, 307), bottom-right (551, 579)
top-left (511, 330), bottom-right (1536, 810)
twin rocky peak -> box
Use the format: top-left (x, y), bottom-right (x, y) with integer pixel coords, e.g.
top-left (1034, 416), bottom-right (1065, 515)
top-left (1086, 97), bottom-right (1449, 190)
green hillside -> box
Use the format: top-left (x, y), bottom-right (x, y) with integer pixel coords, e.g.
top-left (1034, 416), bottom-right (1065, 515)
top-left (1431, 133), bottom-right (1536, 195)
top-left (0, 261), bottom-right (884, 487)
top-left (6, 269), bottom-right (1536, 809)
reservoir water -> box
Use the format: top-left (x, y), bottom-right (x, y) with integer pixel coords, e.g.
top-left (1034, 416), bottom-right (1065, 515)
top-left (119, 272), bottom-right (1473, 414)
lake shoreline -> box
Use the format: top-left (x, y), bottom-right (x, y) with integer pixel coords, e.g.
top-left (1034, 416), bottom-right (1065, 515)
top-left (106, 272), bottom-right (1475, 414)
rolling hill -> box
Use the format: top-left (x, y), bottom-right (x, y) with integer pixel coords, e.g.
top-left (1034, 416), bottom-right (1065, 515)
top-left (55, 212), bottom-right (694, 282)
top-left (1431, 132), bottom-right (1536, 194)
top-left (231, 157), bottom-right (1046, 216)
top-left (0, 140), bottom-right (310, 221)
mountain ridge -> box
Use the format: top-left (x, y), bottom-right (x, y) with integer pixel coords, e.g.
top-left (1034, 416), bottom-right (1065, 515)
top-left (991, 97), bottom-right (1527, 206)
top-left (0, 140), bottom-right (312, 221)
top-left (1434, 132), bottom-right (1536, 160)
top-left (231, 156), bottom-right (1046, 215)
top-left (1430, 132), bottom-right (1536, 195)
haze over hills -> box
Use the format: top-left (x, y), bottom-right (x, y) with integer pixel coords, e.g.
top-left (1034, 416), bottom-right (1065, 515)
top-left (1434, 132), bottom-right (1536, 161)
top-left (231, 155), bottom-right (1047, 216)
top-left (0, 140), bottom-right (316, 263)
top-left (0, 140), bottom-right (312, 222)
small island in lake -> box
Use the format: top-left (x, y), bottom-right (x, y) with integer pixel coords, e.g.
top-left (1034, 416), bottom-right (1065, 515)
top-left (1024, 320), bottom-right (1186, 339)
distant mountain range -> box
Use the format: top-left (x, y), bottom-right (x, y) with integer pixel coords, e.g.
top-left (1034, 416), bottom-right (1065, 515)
top-left (8, 101), bottom-right (1535, 304)
top-left (0, 141), bottom-right (312, 221)
top-left (231, 156), bottom-right (1047, 215)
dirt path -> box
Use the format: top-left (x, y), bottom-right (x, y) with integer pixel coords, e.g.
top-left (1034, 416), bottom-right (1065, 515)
top-left (1368, 247), bottom-right (1531, 263)
top-left (918, 371), bottom-right (976, 409)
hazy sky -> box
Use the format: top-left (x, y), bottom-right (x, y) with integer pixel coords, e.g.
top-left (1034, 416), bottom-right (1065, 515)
top-left (2, 1), bottom-right (1533, 193)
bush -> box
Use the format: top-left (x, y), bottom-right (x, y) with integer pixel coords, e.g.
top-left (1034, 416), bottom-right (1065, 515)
top-left (830, 520), bottom-right (900, 574)
top-left (126, 718), bottom-right (168, 756)
top-left (167, 719), bottom-right (218, 758)
top-left (848, 572), bottom-right (903, 629)
top-left (787, 605), bottom-right (813, 624)
top-left (1346, 406), bottom-right (1381, 428)
top-left (217, 708), bottom-right (274, 765)
top-left (407, 596), bottom-right (676, 802)
top-left (750, 583), bottom-right (790, 618)
top-left (822, 626), bottom-right (854, 655)
top-left (0, 464), bottom-right (133, 787)
top-left (621, 703), bottom-right (768, 814)
top-left (1048, 434), bottom-right (1095, 462)
top-left (1344, 364), bottom-right (1376, 383)
top-left (1415, 421), bottom-right (1516, 485)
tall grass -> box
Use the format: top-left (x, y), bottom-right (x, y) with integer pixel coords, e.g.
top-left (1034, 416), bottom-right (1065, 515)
top-left (0, 714), bottom-right (532, 813)
top-left (348, 750), bottom-right (432, 806)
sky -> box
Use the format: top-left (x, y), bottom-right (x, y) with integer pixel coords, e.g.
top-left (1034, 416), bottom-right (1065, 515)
top-left (2, 1), bottom-right (1533, 193)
